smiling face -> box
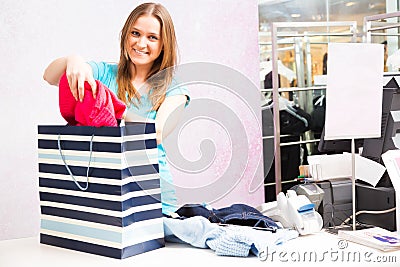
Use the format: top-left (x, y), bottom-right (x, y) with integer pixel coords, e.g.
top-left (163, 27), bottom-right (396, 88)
top-left (126, 15), bottom-right (163, 71)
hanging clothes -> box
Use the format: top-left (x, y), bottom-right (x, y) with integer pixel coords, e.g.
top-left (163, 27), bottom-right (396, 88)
top-left (386, 49), bottom-right (400, 70)
top-left (262, 97), bottom-right (311, 135)
top-left (260, 60), bottom-right (296, 82)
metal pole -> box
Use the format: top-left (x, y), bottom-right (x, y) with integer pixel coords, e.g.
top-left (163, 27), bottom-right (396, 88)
top-left (351, 138), bottom-right (356, 231)
top-left (267, 21), bottom-right (358, 197)
top-left (271, 22), bottom-right (282, 195)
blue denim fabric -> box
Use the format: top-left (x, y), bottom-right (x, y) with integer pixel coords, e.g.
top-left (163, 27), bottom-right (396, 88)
top-left (175, 203), bottom-right (280, 231)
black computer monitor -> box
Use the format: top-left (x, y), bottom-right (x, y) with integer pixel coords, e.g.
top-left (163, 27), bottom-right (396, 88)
top-left (317, 127), bottom-right (362, 154)
top-left (360, 75), bottom-right (400, 188)
top-left (317, 74), bottom-right (400, 231)
top-left (356, 75), bottom-right (400, 231)
top-left (318, 74), bottom-right (400, 186)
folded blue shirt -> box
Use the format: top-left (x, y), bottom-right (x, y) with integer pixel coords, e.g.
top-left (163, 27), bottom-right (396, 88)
top-left (163, 216), bottom-right (298, 258)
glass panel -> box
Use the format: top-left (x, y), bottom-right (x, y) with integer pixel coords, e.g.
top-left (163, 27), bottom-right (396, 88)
top-left (259, 0), bottom-right (386, 85)
top-left (258, 0), bottom-right (388, 198)
top-left (329, 0), bottom-right (386, 34)
top-left (259, 0), bottom-right (328, 31)
top-left (259, 0), bottom-right (386, 29)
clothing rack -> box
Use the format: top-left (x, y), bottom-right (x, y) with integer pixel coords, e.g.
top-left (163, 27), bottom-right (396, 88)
top-left (269, 21), bottom-right (358, 195)
top-left (364, 11), bottom-right (400, 73)
top-left (261, 86), bottom-right (327, 93)
top-left (364, 11), bottom-right (400, 43)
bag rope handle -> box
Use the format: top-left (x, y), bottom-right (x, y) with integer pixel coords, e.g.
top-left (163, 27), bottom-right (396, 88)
top-left (57, 134), bottom-right (94, 191)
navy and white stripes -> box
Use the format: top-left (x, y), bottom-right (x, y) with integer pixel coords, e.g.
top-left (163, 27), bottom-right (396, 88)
top-left (37, 123), bottom-right (164, 259)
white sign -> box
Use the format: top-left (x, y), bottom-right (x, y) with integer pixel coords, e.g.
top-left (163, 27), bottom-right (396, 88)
top-left (325, 43), bottom-right (384, 140)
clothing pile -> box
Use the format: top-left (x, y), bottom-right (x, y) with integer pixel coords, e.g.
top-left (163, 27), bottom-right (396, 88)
top-left (164, 203), bottom-right (298, 258)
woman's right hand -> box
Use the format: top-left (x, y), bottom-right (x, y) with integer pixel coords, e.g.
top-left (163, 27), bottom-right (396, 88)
top-left (65, 55), bottom-right (97, 102)
top-left (43, 55), bottom-right (97, 102)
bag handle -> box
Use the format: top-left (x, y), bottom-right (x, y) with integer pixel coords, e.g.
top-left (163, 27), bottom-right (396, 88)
top-left (57, 134), bottom-right (94, 191)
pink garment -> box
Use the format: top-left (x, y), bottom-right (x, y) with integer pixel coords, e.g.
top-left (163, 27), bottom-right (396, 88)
top-left (58, 73), bottom-right (126, 127)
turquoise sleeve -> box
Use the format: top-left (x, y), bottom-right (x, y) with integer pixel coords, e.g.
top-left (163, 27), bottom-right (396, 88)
top-left (87, 61), bottom-right (106, 81)
top-left (87, 61), bottom-right (118, 94)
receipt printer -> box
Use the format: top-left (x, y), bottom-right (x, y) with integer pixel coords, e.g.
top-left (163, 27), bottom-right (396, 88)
top-left (294, 183), bottom-right (325, 209)
top-left (315, 178), bottom-right (352, 228)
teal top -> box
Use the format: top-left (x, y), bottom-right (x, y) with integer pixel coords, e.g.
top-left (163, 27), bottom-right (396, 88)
top-left (88, 61), bottom-right (190, 215)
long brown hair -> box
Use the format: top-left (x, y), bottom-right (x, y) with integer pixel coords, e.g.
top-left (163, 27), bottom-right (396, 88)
top-left (117, 2), bottom-right (178, 110)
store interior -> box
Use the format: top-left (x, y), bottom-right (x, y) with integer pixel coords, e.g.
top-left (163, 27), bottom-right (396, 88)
top-left (259, 0), bottom-right (400, 246)
top-left (1, 0), bottom-right (400, 265)
top-left (259, 0), bottom-right (398, 196)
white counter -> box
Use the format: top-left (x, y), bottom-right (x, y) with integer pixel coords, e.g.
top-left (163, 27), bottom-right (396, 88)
top-left (0, 231), bottom-right (399, 267)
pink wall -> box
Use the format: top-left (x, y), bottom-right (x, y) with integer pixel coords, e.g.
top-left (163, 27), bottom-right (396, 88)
top-left (161, 0), bottom-right (264, 208)
top-left (0, 0), bottom-right (263, 240)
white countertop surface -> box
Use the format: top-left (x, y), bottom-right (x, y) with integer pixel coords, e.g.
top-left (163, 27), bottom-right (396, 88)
top-left (1, 231), bottom-right (399, 267)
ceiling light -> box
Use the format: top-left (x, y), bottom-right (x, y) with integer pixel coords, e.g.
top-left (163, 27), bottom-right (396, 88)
top-left (291, 13), bottom-right (301, 18)
top-left (345, 1), bottom-right (356, 7)
top-left (258, 0), bottom-right (293, 5)
top-left (311, 15), bottom-right (322, 21)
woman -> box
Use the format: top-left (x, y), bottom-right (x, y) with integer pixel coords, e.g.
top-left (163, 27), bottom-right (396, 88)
top-left (43, 2), bottom-right (190, 215)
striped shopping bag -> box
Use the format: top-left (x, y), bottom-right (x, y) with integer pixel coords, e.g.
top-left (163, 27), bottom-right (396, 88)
top-left (37, 122), bottom-right (164, 259)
